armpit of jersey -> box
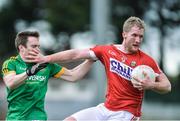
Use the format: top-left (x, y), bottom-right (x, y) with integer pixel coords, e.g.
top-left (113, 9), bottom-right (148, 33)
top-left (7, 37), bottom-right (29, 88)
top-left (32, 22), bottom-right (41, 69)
top-left (53, 67), bottom-right (65, 78)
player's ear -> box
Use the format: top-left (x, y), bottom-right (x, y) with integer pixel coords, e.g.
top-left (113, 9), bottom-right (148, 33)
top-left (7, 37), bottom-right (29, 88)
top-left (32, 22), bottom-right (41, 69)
top-left (122, 32), bottom-right (127, 39)
top-left (19, 45), bottom-right (25, 53)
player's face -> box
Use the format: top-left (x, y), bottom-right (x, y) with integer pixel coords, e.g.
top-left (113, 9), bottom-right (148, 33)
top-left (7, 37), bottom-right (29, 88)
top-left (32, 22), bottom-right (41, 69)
top-left (123, 25), bottom-right (144, 53)
top-left (20, 36), bottom-right (40, 62)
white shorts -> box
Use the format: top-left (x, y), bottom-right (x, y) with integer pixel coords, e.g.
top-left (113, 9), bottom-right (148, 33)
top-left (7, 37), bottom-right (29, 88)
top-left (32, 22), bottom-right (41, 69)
top-left (71, 103), bottom-right (140, 121)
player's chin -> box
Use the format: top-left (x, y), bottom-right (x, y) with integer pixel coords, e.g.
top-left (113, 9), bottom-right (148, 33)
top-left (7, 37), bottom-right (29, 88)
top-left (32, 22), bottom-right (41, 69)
top-left (131, 47), bottom-right (139, 53)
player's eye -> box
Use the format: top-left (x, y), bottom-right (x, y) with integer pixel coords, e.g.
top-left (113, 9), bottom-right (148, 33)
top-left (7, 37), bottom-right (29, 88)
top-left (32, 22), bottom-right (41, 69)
top-left (32, 45), bottom-right (40, 48)
top-left (132, 34), bottom-right (137, 37)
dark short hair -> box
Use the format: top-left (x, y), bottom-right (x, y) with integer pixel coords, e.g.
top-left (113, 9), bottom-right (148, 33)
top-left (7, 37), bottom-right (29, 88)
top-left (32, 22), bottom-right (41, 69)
top-left (15, 30), bottom-right (39, 52)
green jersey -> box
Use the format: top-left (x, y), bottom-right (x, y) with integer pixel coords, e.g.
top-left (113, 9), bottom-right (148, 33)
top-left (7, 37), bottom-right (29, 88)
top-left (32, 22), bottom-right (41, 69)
top-left (2, 55), bottom-right (64, 120)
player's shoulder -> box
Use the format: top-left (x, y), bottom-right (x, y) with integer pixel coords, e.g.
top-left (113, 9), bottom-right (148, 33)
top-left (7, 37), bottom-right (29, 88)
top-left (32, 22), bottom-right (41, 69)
top-left (139, 49), bottom-right (156, 61)
top-left (139, 49), bottom-right (150, 57)
top-left (3, 56), bottom-right (18, 64)
top-left (7, 56), bottom-right (17, 60)
top-left (9, 56), bottom-right (18, 61)
top-left (94, 44), bottom-right (113, 48)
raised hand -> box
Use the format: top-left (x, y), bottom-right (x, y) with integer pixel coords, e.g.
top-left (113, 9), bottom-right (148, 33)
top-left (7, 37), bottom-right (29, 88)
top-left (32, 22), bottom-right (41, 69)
top-left (25, 48), bottom-right (46, 63)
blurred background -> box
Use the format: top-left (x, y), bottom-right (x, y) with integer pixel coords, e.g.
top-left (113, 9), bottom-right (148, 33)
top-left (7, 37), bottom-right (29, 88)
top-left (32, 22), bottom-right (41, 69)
top-left (0, 0), bottom-right (180, 120)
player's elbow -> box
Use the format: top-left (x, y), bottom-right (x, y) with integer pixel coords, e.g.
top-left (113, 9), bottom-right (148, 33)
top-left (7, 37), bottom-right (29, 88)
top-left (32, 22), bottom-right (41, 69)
top-left (7, 85), bottom-right (15, 90)
top-left (66, 74), bottom-right (80, 82)
top-left (159, 83), bottom-right (171, 94)
top-left (164, 81), bottom-right (171, 93)
top-left (166, 83), bottom-right (171, 93)
top-left (67, 77), bottom-right (79, 82)
top-left (5, 80), bottom-right (16, 90)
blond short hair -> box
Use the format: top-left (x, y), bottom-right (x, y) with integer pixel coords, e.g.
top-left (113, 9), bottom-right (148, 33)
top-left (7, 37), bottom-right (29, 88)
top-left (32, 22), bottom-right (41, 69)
top-left (123, 16), bottom-right (145, 32)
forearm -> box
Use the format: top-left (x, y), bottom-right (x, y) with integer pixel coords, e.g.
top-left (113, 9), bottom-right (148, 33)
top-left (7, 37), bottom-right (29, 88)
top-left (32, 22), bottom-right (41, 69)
top-left (61, 59), bottom-right (94, 82)
top-left (152, 74), bottom-right (171, 94)
top-left (152, 82), bottom-right (171, 94)
top-left (71, 60), bottom-right (94, 81)
top-left (46, 49), bottom-right (91, 63)
top-left (4, 72), bottom-right (28, 90)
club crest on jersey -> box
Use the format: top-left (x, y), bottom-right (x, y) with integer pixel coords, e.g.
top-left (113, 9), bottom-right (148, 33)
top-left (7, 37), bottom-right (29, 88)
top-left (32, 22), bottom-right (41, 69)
top-left (110, 58), bottom-right (133, 81)
top-left (131, 61), bottom-right (136, 67)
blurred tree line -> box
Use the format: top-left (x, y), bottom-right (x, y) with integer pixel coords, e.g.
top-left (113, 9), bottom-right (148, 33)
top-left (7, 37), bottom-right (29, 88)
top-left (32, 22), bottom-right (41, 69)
top-left (0, 0), bottom-right (179, 103)
top-left (0, 0), bottom-right (90, 60)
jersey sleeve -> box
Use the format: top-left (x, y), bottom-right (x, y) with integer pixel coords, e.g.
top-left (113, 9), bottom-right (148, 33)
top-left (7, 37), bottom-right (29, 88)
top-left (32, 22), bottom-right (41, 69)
top-left (90, 45), bottom-right (104, 60)
top-left (144, 56), bottom-right (162, 76)
top-left (149, 59), bottom-right (162, 75)
top-left (2, 59), bottom-right (16, 77)
top-left (140, 50), bottom-right (162, 76)
top-left (49, 63), bottom-right (65, 78)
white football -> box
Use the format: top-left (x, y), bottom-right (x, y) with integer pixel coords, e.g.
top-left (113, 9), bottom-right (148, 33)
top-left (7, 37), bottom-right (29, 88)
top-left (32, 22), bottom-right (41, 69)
top-left (131, 65), bottom-right (156, 83)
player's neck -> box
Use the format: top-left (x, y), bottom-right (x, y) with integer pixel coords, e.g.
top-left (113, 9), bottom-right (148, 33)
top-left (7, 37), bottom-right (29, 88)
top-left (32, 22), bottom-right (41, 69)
top-left (19, 53), bottom-right (27, 62)
top-left (115, 44), bottom-right (131, 54)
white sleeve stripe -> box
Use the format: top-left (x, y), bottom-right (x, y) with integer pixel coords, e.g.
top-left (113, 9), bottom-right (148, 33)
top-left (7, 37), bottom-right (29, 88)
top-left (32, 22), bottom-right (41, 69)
top-left (89, 50), bottom-right (98, 60)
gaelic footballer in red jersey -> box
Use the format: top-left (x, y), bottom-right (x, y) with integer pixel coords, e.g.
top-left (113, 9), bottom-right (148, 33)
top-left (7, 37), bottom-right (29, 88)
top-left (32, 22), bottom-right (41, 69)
top-left (26, 17), bottom-right (171, 121)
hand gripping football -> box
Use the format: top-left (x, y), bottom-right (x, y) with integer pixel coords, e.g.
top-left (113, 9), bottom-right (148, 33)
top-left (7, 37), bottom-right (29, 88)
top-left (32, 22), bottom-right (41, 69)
top-left (131, 65), bottom-right (156, 83)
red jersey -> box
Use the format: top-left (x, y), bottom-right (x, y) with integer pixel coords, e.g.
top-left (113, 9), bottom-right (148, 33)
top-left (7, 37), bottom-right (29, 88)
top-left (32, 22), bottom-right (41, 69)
top-left (90, 45), bottom-right (161, 117)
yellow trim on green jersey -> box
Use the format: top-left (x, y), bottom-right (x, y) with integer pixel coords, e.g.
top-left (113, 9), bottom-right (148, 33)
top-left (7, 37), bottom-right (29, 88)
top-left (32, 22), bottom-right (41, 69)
top-left (2, 56), bottom-right (17, 77)
top-left (53, 67), bottom-right (65, 78)
top-left (3, 70), bottom-right (16, 76)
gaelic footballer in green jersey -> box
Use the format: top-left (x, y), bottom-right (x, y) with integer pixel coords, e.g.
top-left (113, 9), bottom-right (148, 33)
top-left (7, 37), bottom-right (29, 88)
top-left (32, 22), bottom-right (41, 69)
top-left (2, 30), bottom-right (94, 120)
top-left (2, 55), bottom-right (64, 120)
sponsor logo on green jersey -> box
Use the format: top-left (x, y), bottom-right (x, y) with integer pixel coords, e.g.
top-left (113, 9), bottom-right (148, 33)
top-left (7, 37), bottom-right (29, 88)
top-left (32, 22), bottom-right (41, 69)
top-left (26, 75), bottom-right (47, 82)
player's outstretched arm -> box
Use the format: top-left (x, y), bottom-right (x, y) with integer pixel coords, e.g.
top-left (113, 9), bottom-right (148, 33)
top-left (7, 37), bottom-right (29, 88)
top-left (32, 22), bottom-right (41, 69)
top-left (59, 59), bottom-right (94, 82)
top-left (26, 48), bottom-right (92, 63)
